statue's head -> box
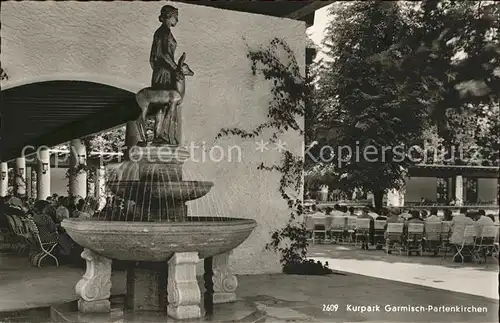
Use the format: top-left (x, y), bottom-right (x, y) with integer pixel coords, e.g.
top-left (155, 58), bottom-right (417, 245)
top-left (177, 53), bottom-right (194, 77)
top-left (159, 5), bottom-right (179, 27)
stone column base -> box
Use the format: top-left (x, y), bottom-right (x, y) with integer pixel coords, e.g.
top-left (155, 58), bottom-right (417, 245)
top-left (78, 299), bottom-right (111, 313)
top-left (213, 292), bottom-right (236, 304)
top-left (167, 252), bottom-right (201, 320)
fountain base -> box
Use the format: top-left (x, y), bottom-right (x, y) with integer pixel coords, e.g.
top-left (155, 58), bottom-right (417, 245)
top-left (126, 262), bottom-right (168, 311)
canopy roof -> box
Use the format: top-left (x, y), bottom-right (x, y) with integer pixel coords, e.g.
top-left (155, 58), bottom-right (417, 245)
top-left (409, 164), bottom-right (499, 178)
top-left (0, 81), bottom-right (140, 162)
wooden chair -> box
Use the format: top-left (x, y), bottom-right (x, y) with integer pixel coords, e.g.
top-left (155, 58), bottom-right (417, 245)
top-left (440, 221), bottom-right (453, 258)
top-left (345, 216), bottom-right (357, 243)
top-left (385, 223), bottom-right (404, 255)
top-left (473, 225), bottom-right (498, 264)
top-left (406, 223), bottom-right (424, 256)
top-left (355, 218), bottom-right (371, 248)
top-left (453, 225), bottom-right (476, 263)
top-left (424, 221), bottom-right (442, 255)
top-left (305, 216), bottom-right (331, 244)
top-left (373, 220), bottom-right (386, 250)
top-left (330, 216), bottom-right (346, 244)
top-left (6, 214), bottom-right (31, 253)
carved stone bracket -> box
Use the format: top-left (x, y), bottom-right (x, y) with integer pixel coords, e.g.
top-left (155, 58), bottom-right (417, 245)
top-left (212, 251), bottom-right (238, 303)
top-left (167, 252), bottom-right (201, 319)
top-left (75, 248), bottom-right (112, 313)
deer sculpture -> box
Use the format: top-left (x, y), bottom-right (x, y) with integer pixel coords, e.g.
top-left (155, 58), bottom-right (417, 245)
top-left (135, 52), bottom-right (194, 145)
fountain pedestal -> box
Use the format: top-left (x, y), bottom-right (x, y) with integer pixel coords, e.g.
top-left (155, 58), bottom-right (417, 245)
top-left (212, 251), bottom-right (238, 304)
top-left (75, 249), bottom-right (112, 313)
top-left (167, 252), bottom-right (202, 319)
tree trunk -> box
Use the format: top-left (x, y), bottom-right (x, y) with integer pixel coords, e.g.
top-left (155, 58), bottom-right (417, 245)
top-left (373, 189), bottom-right (385, 211)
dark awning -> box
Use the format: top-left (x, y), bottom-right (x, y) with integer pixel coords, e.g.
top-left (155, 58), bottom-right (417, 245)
top-left (171, 0), bottom-right (332, 27)
top-left (409, 164), bottom-right (499, 178)
top-left (0, 81), bottom-right (141, 162)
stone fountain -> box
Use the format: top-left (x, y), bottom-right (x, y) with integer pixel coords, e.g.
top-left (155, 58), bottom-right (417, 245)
top-left (61, 5), bottom-right (256, 321)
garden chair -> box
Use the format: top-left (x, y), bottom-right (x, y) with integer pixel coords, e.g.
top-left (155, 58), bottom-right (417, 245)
top-left (6, 214), bottom-right (31, 253)
top-left (330, 216), bottom-right (346, 244)
top-left (440, 221), bottom-right (453, 258)
top-left (24, 216), bottom-right (59, 268)
top-left (355, 218), bottom-right (370, 248)
top-left (406, 223), bottom-right (424, 256)
top-left (424, 221), bottom-right (442, 255)
top-left (385, 223), bottom-right (404, 255)
top-left (473, 225), bottom-right (498, 264)
top-left (373, 220), bottom-right (386, 250)
top-left (453, 225), bottom-right (476, 264)
top-left (305, 216), bottom-right (330, 244)
top-left (345, 216), bottom-right (357, 243)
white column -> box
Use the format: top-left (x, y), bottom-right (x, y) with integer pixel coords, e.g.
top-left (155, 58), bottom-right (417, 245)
top-left (15, 157), bottom-right (26, 197)
top-left (30, 168), bottom-right (37, 199)
top-left (37, 148), bottom-right (51, 200)
top-left (87, 167), bottom-right (95, 198)
top-left (0, 162), bottom-right (8, 197)
top-left (455, 175), bottom-right (463, 206)
top-left (69, 139), bottom-right (87, 198)
top-left (26, 167), bottom-right (32, 198)
top-left (386, 189), bottom-right (401, 207)
top-left (319, 185), bottom-right (329, 202)
top-left (95, 165), bottom-right (107, 210)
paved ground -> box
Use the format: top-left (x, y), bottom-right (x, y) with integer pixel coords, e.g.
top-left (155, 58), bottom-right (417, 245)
top-left (0, 251), bottom-right (498, 322)
top-left (308, 243), bottom-right (498, 300)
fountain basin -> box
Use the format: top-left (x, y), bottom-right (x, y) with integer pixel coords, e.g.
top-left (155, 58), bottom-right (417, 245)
top-left (107, 180), bottom-right (213, 202)
top-left (61, 217), bottom-right (256, 261)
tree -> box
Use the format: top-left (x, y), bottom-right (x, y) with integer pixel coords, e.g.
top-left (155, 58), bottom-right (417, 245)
top-left (378, 1), bottom-right (499, 158)
top-left (314, 1), bottom-right (425, 208)
top-left (309, 1), bottom-right (499, 208)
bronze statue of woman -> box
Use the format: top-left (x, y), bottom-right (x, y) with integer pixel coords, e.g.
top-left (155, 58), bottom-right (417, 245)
top-left (149, 5), bottom-right (179, 144)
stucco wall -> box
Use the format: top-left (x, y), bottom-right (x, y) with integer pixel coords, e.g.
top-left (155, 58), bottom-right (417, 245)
top-left (1, 1), bottom-right (305, 274)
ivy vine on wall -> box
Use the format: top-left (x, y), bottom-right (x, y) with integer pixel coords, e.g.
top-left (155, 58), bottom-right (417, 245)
top-left (215, 38), bottom-right (313, 268)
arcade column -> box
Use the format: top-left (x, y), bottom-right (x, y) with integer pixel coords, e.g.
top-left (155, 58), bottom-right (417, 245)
top-left (15, 157), bottom-right (26, 197)
top-left (0, 162), bottom-right (8, 197)
top-left (37, 148), bottom-right (51, 200)
top-left (69, 139), bottom-right (87, 199)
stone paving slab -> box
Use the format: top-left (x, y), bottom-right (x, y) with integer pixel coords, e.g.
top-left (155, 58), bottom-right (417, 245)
top-left (309, 244), bottom-right (498, 300)
top-left (1, 252), bottom-right (498, 322)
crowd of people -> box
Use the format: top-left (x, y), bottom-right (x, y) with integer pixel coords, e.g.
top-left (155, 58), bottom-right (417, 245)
top-left (0, 193), bottom-right (105, 265)
top-left (306, 204), bottom-right (497, 261)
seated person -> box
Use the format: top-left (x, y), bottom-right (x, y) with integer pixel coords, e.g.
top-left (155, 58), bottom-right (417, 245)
top-left (384, 209), bottom-right (403, 239)
top-left (425, 209), bottom-right (440, 222)
top-left (443, 209), bottom-right (453, 222)
top-left (55, 196), bottom-right (70, 222)
top-left (348, 206), bottom-right (355, 216)
top-left (330, 204), bottom-right (344, 217)
top-left (473, 209), bottom-right (494, 237)
top-left (310, 204), bottom-right (326, 217)
top-left (32, 204), bottom-right (59, 244)
top-left (450, 210), bottom-right (475, 262)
